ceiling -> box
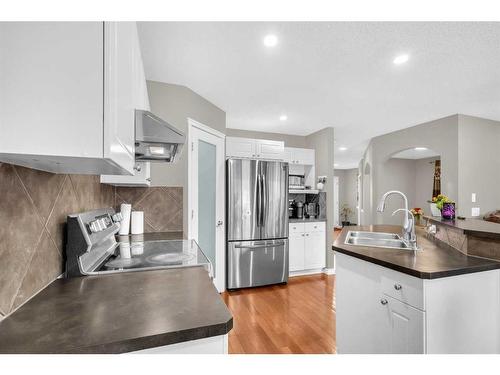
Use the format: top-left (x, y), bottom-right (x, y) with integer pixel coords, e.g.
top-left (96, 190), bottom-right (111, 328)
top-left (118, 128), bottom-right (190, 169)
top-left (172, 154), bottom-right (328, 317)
top-left (391, 148), bottom-right (440, 160)
top-left (137, 22), bottom-right (500, 168)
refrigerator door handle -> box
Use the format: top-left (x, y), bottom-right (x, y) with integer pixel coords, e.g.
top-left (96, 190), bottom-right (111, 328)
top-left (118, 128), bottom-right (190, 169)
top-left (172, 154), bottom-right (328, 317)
top-left (234, 241), bottom-right (286, 249)
top-left (261, 172), bottom-right (267, 229)
top-left (256, 173), bottom-right (261, 227)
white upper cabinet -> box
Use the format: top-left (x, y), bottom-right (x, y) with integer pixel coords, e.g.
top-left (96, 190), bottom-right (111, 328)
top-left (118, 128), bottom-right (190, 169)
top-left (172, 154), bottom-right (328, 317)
top-left (100, 23), bottom-right (151, 186)
top-left (226, 137), bottom-right (284, 160)
top-left (285, 147), bottom-right (315, 165)
top-left (0, 22), bottom-right (147, 175)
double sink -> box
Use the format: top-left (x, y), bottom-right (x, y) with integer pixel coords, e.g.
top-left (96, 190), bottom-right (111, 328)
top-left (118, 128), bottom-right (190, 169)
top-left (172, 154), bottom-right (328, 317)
top-left (344, 231), bottom-right (416, 250)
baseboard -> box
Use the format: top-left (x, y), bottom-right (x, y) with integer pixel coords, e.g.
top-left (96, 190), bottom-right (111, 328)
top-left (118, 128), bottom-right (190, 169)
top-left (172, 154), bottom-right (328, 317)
top-left (322, 267), bottom-right (336, 275)
top-left (289, 267), bottom-right (335, 277)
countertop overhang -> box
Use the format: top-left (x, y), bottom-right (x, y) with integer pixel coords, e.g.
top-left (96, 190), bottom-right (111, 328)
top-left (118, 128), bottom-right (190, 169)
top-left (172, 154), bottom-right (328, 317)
top-left (333, 225), bottom-right (500, 279)
top-left (425, 216), bottom-right (500, 238)
top-left (0, 267), bottom-right (232, 353)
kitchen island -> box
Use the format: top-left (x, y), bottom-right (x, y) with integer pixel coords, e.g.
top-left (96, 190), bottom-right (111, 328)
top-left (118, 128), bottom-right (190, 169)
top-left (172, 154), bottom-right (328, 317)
top-left (333, 225), bottom-right (500, 354)
top-left (0, 267), bottom-right (232, 354)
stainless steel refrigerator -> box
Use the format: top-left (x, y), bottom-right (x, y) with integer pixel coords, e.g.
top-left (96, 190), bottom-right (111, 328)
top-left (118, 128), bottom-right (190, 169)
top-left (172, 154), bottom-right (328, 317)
top-left (226, 158), bottom-right (289, 289)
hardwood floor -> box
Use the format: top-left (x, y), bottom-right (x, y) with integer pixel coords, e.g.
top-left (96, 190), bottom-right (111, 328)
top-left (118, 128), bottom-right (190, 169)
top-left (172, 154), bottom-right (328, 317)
top-left (222, 274), bottom-right (336, 354)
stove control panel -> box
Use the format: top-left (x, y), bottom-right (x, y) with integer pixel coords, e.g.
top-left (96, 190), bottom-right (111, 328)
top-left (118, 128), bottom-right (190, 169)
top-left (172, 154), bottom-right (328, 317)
top-left (87, 214), bottom-right (114, 233)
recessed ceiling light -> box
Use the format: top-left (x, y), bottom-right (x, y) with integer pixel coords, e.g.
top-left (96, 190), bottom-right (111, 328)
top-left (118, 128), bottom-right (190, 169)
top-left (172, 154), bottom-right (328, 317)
top-left (263, 34), bottom-right (278, 47)
top-left (339, 147), bottom-right (348, 151)
top-left (414, 147), bottom-right (427, 151)
top-left (393, 54), bottom-right (409, 65)
top-left (279, 115), bottom-right (287, 121)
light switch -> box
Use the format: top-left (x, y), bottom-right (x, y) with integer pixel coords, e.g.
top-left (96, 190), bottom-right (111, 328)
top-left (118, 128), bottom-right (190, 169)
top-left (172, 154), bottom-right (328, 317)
top-left (471, 193), bottom-right (477, 203)
top-left (472, 207), bottom-right (480, 217)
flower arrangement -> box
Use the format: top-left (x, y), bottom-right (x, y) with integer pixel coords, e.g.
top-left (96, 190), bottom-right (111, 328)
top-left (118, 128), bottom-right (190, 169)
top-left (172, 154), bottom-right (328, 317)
top-left (432, 194), bottom-right (454, 210)
top-left (410, 207), bottom-right (423, 219)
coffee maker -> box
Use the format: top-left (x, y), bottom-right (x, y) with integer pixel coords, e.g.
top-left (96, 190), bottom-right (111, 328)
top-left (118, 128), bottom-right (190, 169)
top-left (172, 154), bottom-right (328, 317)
top-left (305, 202), bottom-right (319, 219)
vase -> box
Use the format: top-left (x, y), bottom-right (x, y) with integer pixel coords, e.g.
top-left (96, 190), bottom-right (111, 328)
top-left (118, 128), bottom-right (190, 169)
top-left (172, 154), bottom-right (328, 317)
top-left (441, 202), bottom-right (456, 220)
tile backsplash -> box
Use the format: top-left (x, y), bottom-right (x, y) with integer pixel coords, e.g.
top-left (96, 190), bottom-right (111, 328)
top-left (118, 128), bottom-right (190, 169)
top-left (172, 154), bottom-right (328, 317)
top-left (0, 162), bottom-right (182, 317)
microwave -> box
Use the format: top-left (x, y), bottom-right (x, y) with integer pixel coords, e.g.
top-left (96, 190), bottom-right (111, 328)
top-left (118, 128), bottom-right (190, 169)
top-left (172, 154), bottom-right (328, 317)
top-left (289, 174), bottom-right (305, 189)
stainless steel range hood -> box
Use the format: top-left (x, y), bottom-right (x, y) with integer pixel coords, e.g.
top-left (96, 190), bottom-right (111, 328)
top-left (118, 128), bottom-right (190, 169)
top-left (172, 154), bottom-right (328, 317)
top-left (135, 110), bottom-right (185, 163)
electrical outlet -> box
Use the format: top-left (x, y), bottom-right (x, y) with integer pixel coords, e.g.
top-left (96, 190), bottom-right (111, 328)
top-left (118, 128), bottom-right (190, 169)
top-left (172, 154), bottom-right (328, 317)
top-left (472, 207), bottom-right (480, 217)
top-left (471, 193), bottom-right (476, 203)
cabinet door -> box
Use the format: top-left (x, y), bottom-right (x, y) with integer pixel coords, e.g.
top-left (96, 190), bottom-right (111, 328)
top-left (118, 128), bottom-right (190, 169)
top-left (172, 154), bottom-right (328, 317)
top-left (100, 162), bottom-right (151, 186)
top-left (304, 230), bottom-right (326, 269)
top-left (383, 296), bottom-right (425, 354)
top-left (103, 22), bottom-right (138, 176)
top-left (255, 139), bottom-right (284, 160)
top-left (226, 137), bottom-right (256, 158)
top-left (336, 253), bottom-right (390, 353)
top-left (289, 232), bottom-right (305, 272)
top-left (294, 148), bottom-right (315, 165)
top-left (0, 22), bottom-right (103, 159)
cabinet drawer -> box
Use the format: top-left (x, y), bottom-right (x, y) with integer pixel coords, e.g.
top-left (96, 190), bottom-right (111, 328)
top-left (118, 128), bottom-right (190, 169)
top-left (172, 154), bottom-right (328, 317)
top-left (289, 223), bottom-right (305, 234)
top-left (381, 271), bottom-right (424, 310)
top-left (305, 221), bottom-right (325, 233)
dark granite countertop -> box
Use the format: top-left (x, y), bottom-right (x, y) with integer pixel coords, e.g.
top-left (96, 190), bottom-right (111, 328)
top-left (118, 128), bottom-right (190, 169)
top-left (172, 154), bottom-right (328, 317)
top-left (289, 218), bottom-right (327, 223)
top-left (0, 267), bottom-right (232, 353)
top-left (333, 225), bottom-right (500, 279)
top-left (425, 216), bottom-right (500, 238)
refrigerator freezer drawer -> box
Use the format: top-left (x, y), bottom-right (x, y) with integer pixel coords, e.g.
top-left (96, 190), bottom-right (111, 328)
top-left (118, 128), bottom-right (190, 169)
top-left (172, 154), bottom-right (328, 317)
top-left (227, 239), bottom-right (289, 289)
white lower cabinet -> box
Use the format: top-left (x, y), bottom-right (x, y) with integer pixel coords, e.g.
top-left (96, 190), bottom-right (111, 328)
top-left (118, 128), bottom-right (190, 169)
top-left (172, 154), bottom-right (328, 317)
top-left (129, 334), bottom-right (228, 354)
top-left (336, 252), bottom-right (500, 354)
top-left (289, 222), bottom-right (326, 274)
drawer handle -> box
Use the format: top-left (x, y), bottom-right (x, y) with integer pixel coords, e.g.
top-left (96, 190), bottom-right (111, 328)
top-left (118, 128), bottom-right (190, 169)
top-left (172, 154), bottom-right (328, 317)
top-left (394, 284), bottom-right (402, 290)
top-left (380, 298), bottom-right (388, 305)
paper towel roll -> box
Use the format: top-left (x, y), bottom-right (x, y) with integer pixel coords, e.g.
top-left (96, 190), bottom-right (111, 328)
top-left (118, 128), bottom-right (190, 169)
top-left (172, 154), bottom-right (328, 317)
top-left (131, 211), bottom-right (144, 235)
top-left (119, 204), bottom-right (132, 235)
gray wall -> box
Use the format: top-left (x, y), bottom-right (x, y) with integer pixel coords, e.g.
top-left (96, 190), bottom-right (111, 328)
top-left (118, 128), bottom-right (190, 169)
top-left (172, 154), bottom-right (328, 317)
top-left (147, 80), bottom-right (226, 233)
top-left (360, 115), bottom-right (458, 224)
top-left (458, 115), bottom-right (500, 217)
top-left (306, 127), bottom-right (335, 268)
top-left (335, 168), bottom-right (358, 223)
top-left (225, 128), bottom-right (308, 148)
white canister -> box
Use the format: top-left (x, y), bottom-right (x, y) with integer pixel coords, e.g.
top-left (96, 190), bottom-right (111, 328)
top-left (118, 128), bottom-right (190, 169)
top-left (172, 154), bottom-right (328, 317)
top-left (131, 211), bottom-right (144, 235)
top-left (119, 204), bottom-right (132, 235)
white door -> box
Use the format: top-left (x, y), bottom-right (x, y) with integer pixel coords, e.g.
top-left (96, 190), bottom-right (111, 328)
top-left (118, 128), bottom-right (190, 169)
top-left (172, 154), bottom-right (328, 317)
top-left (334, 176), bottom-right (340, 227)
top-left (188, 119), bottom-right (225, 292)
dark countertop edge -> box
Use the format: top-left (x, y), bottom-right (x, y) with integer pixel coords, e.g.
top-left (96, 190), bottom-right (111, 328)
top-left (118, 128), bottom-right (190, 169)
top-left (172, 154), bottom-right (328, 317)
top-left (68, 320), bottom-right (233, 354)
top-left (425, 216), bottom-right (500, 238)
top-left (1, 320), bottom-right (233, 354)
top-left (332, 245), bottom-right (500, 279)
top-left (289, 218), bottom-right (327, 223)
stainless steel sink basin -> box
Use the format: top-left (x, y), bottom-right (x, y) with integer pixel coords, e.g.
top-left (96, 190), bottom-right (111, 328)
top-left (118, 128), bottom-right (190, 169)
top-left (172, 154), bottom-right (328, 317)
top-left (347, 231), bottom-right (400, 240)
top-left (344, 231), bottom-right (415, 250)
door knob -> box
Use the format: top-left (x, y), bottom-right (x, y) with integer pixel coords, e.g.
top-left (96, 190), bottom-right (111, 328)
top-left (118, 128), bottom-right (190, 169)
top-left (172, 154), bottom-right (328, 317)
top-left (394, 284), bottom-right (402, 290)
top-left (380, 299), bottom-right (388, 305)
top-left (216, 220), bottom-right (224, 226)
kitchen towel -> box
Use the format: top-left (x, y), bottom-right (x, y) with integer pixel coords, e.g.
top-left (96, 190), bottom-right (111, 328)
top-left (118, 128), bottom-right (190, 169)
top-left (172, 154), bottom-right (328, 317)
top-left (119, 203), bottom-right (132, 235)
top-left (131, 211), bottom-right (144, 235)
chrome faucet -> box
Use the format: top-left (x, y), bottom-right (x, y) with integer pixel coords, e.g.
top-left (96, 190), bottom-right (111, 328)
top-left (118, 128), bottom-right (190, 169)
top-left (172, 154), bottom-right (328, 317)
top-left (377, 191), bottom-right (418, 250)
